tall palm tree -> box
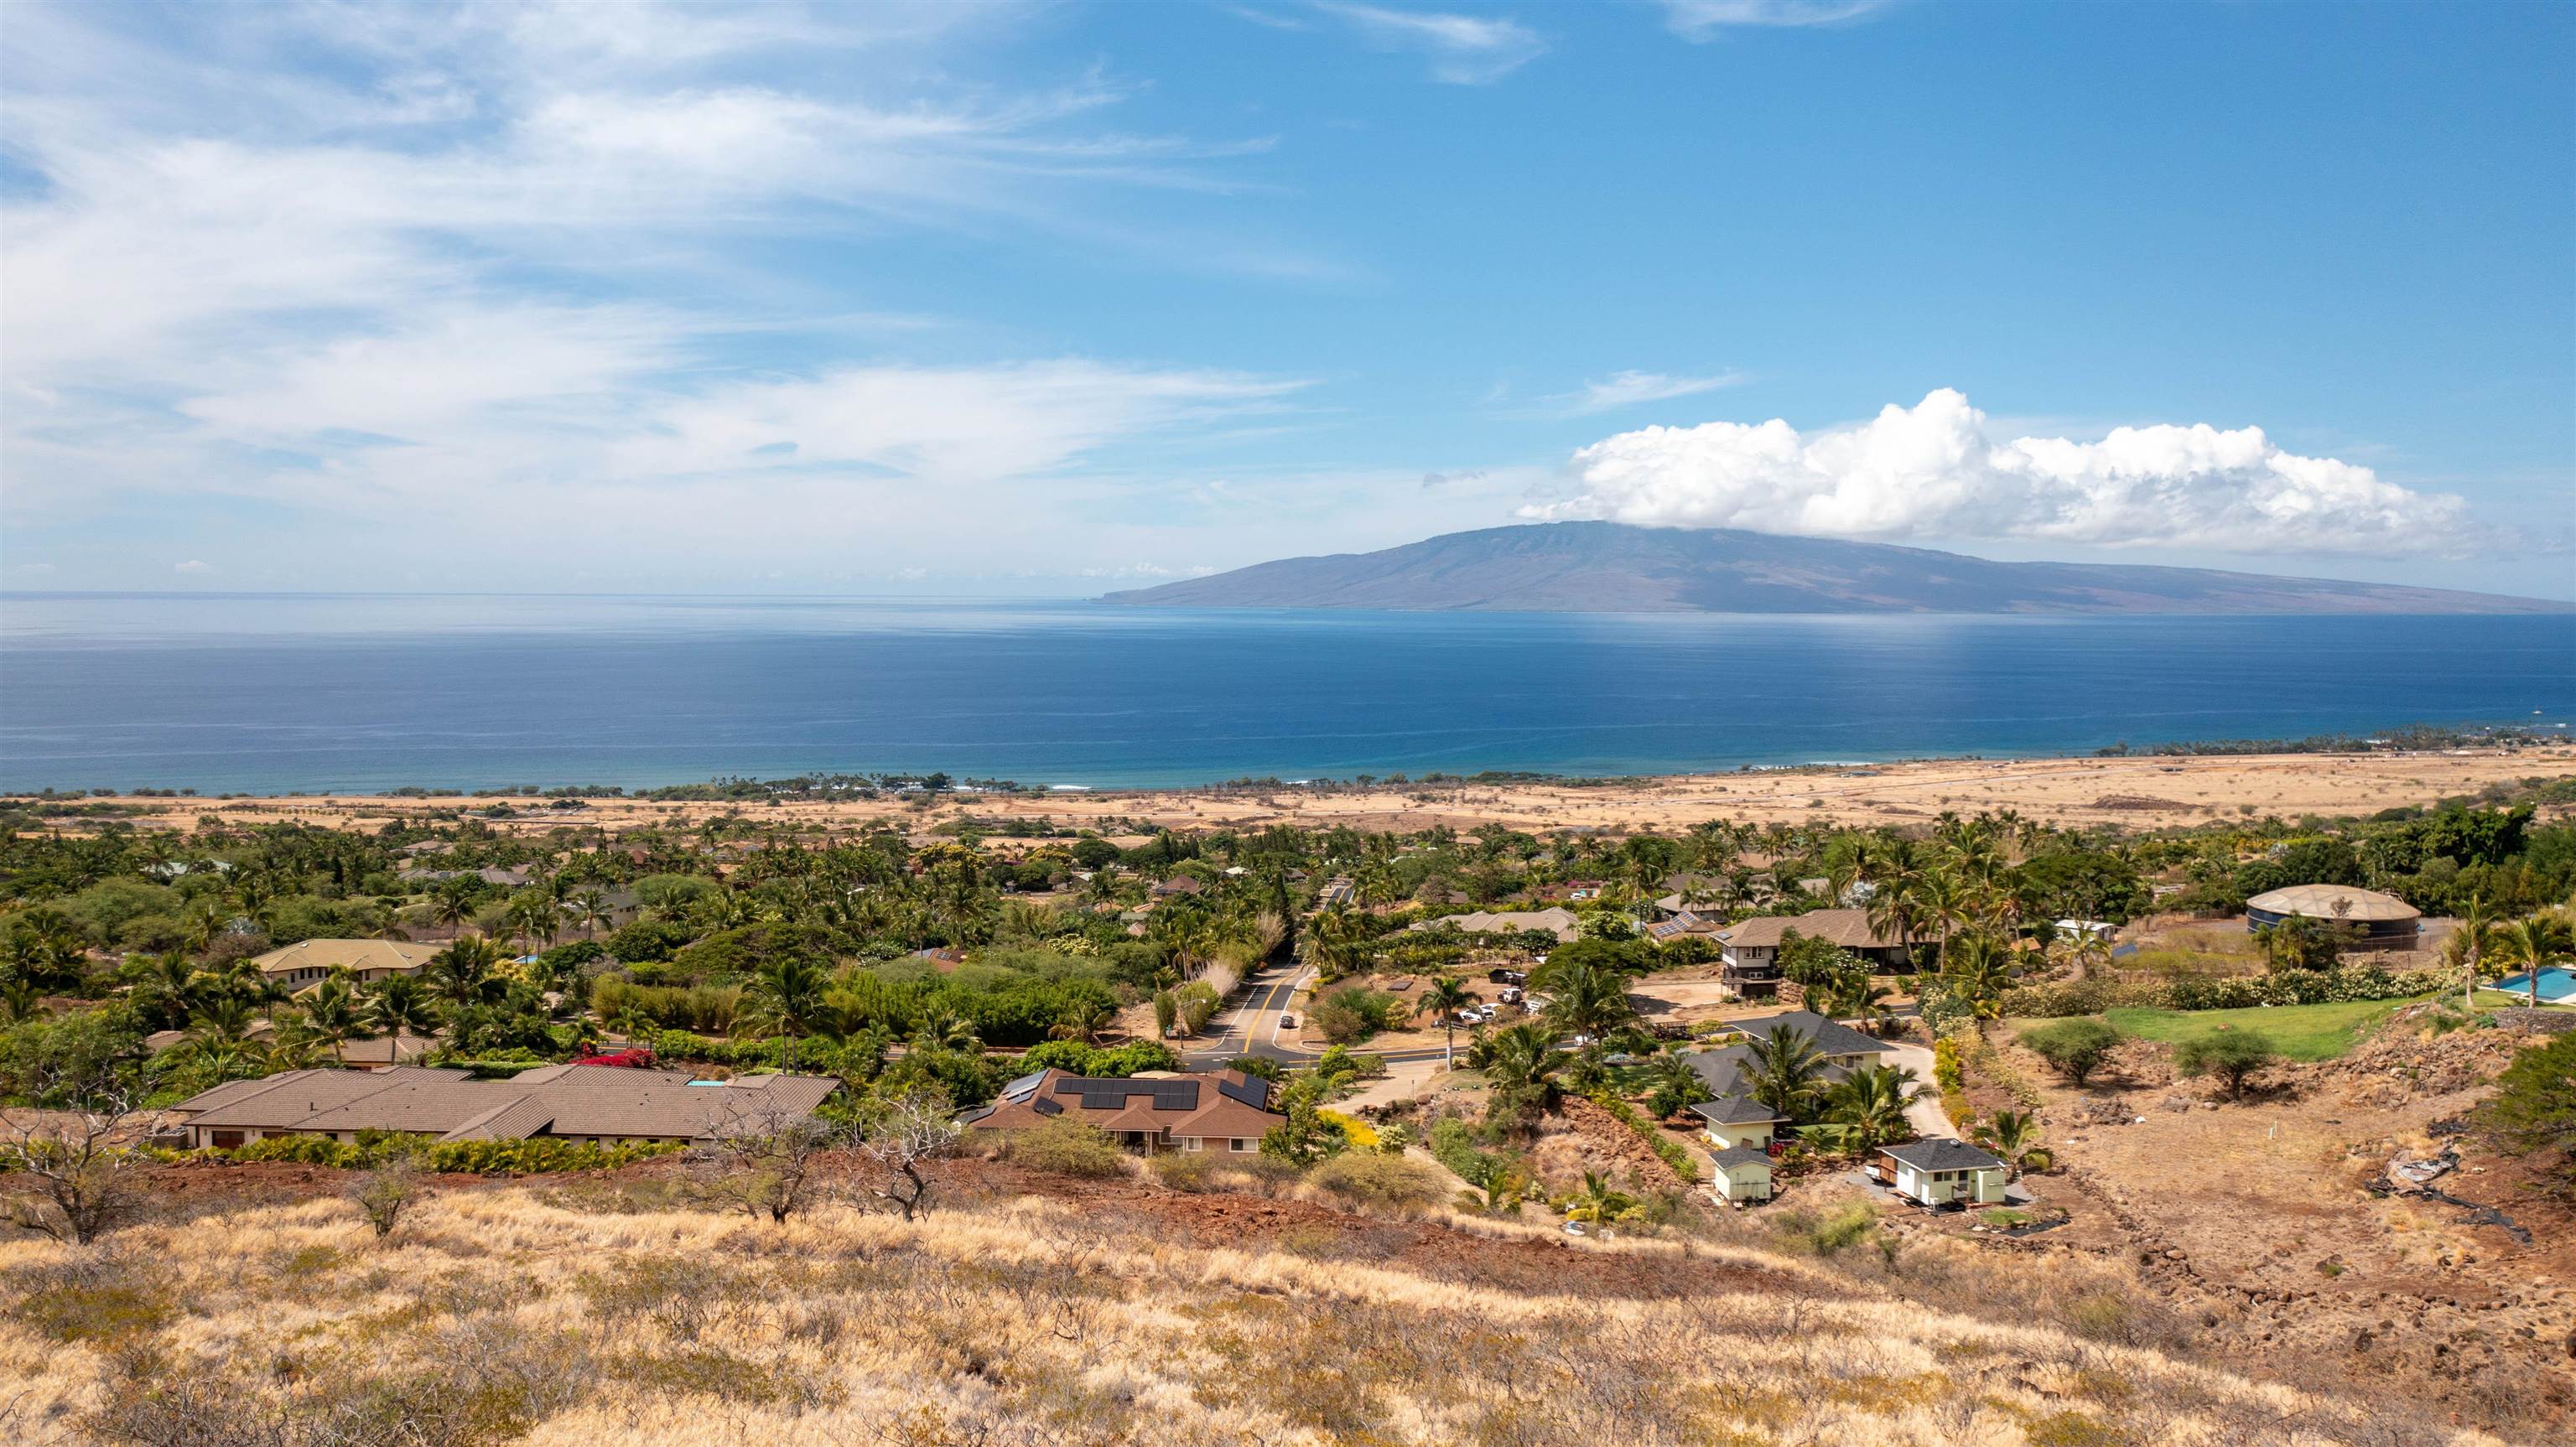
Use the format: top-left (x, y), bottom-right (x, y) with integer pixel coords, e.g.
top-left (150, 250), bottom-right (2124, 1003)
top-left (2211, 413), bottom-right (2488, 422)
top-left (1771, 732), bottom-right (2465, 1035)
top-left (568, 888), bottom-right (611, 941)
top-left (1742, 1026), bottom-right (1830, 1123)
top-left (2492, 914), bottom-right (2574, 1010)
top-left (2451, 894), bottom-right (2497, 1010)
top-left (738, 955), bottom-right (833, 1072)
top-left (1416, 974), bottom-right (1473, 1067)
top-left (1940, 931), bottom-right (2017, 1019)
top-left (1822, 1064), bottom-right (1924, 1152)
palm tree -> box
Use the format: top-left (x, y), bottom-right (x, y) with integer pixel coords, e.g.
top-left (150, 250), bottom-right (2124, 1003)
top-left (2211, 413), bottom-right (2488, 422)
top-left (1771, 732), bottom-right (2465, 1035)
top-left (1971, 1108), bottom-right (2046, 1176)
top-left (2492, 914), bottom-right (2574, 1010)
top-left (1474, 1021), bottom-right (1564, 1129)
top-left (738, 955), bottom-right (833, 1072)
top-left (1564, 1170), bottom-right (1635, 1226)
top-left (911, 1005), bottom-right (981, 1055)
top-left (1822, 1064), bottom-right (1924, 1153)
top-left (1415, 975), bottom-right (1473, 1067)
top-left (1742, 1026), bottom-right (1829, 1123)
top-left (293, 974), bottom-right (378, 1061)
top-left (1940, 931), bottom-right (2016, 1020)
top-left (1535, 957), bottom-right (1633, 1040)
top-left (568, 889), bottom-right (611, 941)
top-left (1815, 976), bottom-right (1898, 1035)
top-left (2450, 894), bottom-right (2497, 1009)
top-left (366, 975), bottom-right (443, 1039)
top-left (428, 935), bottom-right (506, 1009)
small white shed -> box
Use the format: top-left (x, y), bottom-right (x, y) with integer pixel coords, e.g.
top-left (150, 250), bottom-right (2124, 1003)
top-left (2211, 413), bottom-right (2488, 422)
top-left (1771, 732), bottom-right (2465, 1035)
top-left (1878, 1139), bottom-right (2008, 1207)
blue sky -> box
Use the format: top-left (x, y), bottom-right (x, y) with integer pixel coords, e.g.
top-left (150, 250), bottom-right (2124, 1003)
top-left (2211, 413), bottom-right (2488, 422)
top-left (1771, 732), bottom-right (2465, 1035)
top-left (3, 0), bottom-right (2569, 598)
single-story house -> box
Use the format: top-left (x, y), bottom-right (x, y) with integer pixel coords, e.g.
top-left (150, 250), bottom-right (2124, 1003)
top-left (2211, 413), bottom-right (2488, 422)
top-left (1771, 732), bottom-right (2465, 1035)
top-left (1319, 876), bottom-right (1357, 906)
top-left (1706, 1011), bottom-right (1893, 1069)
top-left (1713, 910), bottom-right (1914, 995)
top-left (1688, 1093), bottom-right (1786, 1153)
top-left (1709, 1145), bottom-right (1775, 1204)
top-left (1406, 906), bottom-right (1580, 944)
top-left (164, 1064), bottom-right (839, 1150)
top-left (1878, 1138), bottom-right (2008, 1207)
top-left (961, 1068), bottom-right (1283, 1154)
top-left (1150, 875), bottom-right (1205, 900)
top-left (252, 938), bottom-right (441, 990)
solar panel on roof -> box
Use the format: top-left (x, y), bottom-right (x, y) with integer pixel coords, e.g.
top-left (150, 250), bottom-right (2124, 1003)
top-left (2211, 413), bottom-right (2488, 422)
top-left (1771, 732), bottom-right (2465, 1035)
top-left (1216, 1076), bottom-right (1267, 1108)
top-left (1001, 1071), bottom-right (1046, 1101)
top-left (1150, 1081), bottom-right (1197, 1110)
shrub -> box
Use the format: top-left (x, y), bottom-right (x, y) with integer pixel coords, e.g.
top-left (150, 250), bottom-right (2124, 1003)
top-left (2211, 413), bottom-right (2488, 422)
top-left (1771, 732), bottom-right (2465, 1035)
top-left (2019, 1018), bottom-right (2122, 1086)
top-left (1005, 1118), bottom-right (1126, 1178)
top-left (1771, 1201), bottom-right (1883, 1258)
top-left (1307, 985), bottom-right (1404, 1045)
top-left (1427, 1117), bottom-right (1512, 1188)
top-left (1306, 1152), bottom-right (1451, 1215)
top-left (2173, 1030), bottom-right (2279, 1100)
top-left (2477, 1034), bottom-right (2576, 1194)
top-left (1151, 1150), bottom-right (1220, 1192)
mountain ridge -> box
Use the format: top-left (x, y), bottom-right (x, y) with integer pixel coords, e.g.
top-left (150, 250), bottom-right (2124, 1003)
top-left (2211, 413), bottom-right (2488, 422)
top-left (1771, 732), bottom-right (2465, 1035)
top-left (1099, 522), bottom-right (2569, 615)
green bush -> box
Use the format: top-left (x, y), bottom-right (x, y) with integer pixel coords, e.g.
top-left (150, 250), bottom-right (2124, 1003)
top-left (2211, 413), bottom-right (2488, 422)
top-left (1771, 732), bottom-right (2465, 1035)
top-left (1004, 1118), bottom-right (1127, 1178)
top-left (1305, 1152), bottom-right (1451, 1214)
top-left (2173, 1030), bottom-right (2279, 1100)
top-left (2018, 1018), bottom-right (2122, 1086)
top-left (1307, 985), bottom-right (1404, 1045)
top-left (1427, 1117), bottom-right (1510, 1189)
top-left (1770, 1201), bottom-right (1883, 1258)
top-left (2477, 1034), bottom-right (2576, 1192)
top-left (1999, 965), bottom-right (2446, 1019)
top-left (170, 1133), bottom-right (680, 1174)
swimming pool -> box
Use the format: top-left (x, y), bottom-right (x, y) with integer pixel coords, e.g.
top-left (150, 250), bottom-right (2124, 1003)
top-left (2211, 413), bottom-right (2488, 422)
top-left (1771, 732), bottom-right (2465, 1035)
top-left (2490, 967), bottom-right (2576, 1004)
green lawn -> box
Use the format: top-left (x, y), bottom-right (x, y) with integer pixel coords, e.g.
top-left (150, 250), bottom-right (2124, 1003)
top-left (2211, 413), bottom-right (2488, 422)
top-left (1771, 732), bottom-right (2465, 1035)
top-left (2102, 996), bottom-right (2422, 1062)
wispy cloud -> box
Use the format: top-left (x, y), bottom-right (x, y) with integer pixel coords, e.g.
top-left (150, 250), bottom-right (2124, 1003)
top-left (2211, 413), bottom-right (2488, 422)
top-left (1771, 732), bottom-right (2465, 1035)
top-left (1659, 1), bottom-right (1894, 40)
top-left (0, 0), bottom-right (1326, 583)
top-left (1535, 369), bottom-right (1751, 418)
top-left (1311, 3), bottom-right (1545, 84)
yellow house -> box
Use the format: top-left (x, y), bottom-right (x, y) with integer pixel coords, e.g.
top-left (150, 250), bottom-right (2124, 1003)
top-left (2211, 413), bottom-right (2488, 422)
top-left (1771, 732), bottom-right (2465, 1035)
top-left (1690, 1095), bottom-right (1785, 1153)
top-left (1879, 1139), bottom-right (2009, 1206)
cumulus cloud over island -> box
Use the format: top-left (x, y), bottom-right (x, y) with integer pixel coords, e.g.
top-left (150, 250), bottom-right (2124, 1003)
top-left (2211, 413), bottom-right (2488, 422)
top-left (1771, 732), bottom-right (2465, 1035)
top-left (1530, 388), bottom-right (2470, 556)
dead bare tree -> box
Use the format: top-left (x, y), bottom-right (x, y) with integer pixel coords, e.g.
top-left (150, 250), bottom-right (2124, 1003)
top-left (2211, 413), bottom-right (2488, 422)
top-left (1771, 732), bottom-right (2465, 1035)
top-left (860, 1087), bottom-right (964, 1221)
top-left (691, 1093), bottom-right (846, 1225)
top-left (0, 1076), bottom-right (149, 1247)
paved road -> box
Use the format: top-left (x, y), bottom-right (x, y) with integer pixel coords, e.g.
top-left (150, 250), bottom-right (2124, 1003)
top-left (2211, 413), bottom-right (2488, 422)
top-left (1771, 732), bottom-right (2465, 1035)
top-left (1879, 1040), bottom-right (1959, 1139)
top-left (1179, 964), bottom-right (1447, 1069)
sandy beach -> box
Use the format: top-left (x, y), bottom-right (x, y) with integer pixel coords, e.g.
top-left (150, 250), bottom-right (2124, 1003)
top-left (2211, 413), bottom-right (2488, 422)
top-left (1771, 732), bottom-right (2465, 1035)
top-left (64, 744), bottom-right (2576, 840)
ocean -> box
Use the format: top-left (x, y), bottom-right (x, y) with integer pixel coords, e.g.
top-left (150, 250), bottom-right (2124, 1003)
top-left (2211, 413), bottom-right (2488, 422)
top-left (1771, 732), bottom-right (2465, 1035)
top-left (2, 594), bottom-right (2569, 794)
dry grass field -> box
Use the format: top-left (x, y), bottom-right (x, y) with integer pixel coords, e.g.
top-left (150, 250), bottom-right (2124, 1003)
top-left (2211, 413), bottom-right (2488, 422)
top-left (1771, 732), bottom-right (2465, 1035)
top-left (0, 1158), bottom-right (2542, 1447)
top-left (64, 745), bottom-right (2576, 843)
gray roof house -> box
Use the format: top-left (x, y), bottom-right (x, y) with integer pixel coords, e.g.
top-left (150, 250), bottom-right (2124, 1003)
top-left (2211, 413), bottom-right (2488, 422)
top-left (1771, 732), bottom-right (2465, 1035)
top-left (1878, 1138), bottom-right (2010, 1207)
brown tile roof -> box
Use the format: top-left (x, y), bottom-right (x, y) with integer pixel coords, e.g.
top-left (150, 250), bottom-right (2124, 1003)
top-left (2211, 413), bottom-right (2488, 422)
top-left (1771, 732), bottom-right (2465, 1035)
top-left (251, 939), bottom-right (441, 978)
top-left (965, 1069), bottom-right (1282, 1142)
top-left (169, 1065), bottom-right (839, 1143)
top-left (1716, 909), bottom-right (1902, 952)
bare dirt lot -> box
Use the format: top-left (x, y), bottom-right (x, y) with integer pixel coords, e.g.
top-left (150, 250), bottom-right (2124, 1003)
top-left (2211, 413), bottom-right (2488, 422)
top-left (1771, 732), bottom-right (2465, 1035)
top-left (68, 744), bottom-right (2576, 840)
top-left (1985, 1010), bottom-right (2576, 1429)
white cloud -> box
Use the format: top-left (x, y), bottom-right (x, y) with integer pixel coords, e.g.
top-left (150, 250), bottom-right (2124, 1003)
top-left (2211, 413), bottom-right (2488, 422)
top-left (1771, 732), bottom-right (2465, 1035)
top-left (1540, 369), bottom-right (1749, 418)
top-left (1313, 3), bottom-right (1545, 84)
top-left (1659, 1), bottom-right (1893, 39)
top-left (174, 560), bottom-right (212, 574)
top-left (1530, 388), bottom-right (2474, 556)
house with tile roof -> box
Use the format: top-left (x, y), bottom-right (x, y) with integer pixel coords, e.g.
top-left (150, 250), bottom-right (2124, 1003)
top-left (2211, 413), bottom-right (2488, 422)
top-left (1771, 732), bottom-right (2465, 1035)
top-left (961, 1069), bottom-right (1283, 1155)
top-left (1713, 909), bottom-right (1914, 997)
top-left (165, 1065), bottom-right (839, 1151)
top-left (250, 938), bottom-right (441, 989)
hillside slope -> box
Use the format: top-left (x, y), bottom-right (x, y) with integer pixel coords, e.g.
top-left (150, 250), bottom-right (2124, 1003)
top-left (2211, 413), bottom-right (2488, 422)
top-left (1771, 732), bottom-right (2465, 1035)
top-left (0, 1164), bottom-right (2521, 1447)
top-left (1100, 521), bottom-right (2568, 614)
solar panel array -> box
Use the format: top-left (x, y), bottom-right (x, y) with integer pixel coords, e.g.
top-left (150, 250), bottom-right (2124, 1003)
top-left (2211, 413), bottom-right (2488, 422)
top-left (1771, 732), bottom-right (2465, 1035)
top-left (1216, 1075), bottom-right (1269, 1109)
top-left (1052, 1078), bottom-right (1200, 1112)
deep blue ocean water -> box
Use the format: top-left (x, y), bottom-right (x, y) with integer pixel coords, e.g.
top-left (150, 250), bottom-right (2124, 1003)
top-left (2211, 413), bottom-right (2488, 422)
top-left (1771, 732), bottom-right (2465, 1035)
top-left (2, 594), bottom-right (2569, 793)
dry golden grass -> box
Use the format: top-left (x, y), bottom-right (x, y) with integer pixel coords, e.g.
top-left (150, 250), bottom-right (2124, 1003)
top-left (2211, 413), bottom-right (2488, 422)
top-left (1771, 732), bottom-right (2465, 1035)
top-left (0, 1177), bottom-right (2526, 1447)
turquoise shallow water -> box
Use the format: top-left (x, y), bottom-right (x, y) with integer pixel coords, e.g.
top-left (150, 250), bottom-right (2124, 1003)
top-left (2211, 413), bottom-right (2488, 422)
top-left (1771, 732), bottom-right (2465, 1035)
top-left (1, 594), bottom-right (2569, 793)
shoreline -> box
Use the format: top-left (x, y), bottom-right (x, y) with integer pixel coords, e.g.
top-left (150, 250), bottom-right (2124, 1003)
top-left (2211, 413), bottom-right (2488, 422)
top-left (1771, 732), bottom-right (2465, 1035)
top-left (23, 742), bottom-right (2573, 839)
